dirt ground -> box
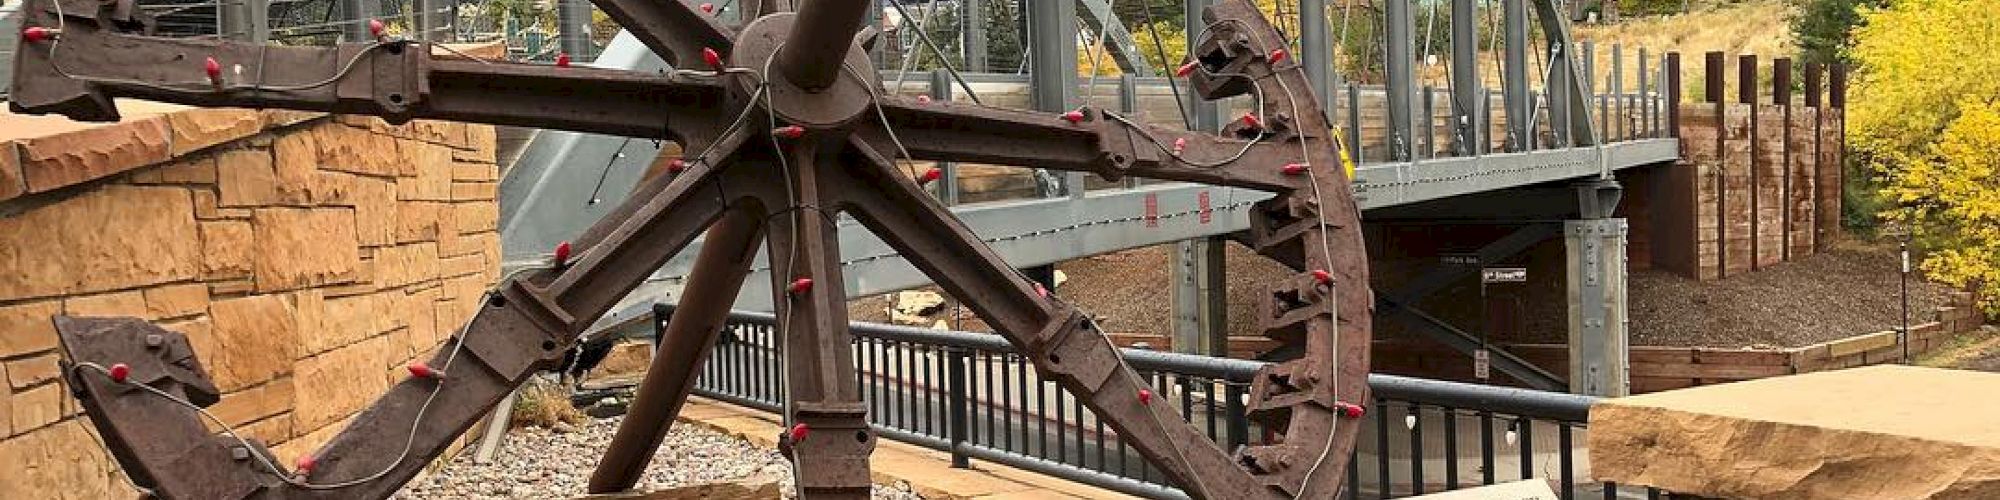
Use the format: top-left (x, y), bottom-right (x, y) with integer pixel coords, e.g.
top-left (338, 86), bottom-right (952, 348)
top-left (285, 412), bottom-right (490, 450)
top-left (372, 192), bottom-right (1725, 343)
top-left (850, 239), bottom-right (1955, 350)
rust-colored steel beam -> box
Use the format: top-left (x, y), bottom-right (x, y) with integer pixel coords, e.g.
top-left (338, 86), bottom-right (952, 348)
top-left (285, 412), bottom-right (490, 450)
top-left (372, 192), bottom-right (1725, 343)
top-left (14, 0), bottom-right (1373, 498)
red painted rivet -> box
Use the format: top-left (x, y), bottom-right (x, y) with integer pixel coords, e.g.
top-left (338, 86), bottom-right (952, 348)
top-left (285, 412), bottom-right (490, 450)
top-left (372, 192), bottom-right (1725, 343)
top-left (204, 57), bottom-right (222, 83)
top-left (555, 52), bottom-right (571, 68)
top-left (788, 423), bottom-right (810, 442)
top-left (699, 2), bottom-right (715, 13)
top-left (407, 362), bottom-right (443, 380)
top-left (368, 18), bottom-right (385, 39)
top-left (296, 454), bottom-right (318, 475)
top-left (1310, 269), bottom-right (1332, 285)
top-left (1281, 163), bottom-right (1309, 176)
top-left (1335, 401), bottom-right (1365, 419)
top-left (772, 125), bottom-right (806, 139)
top-left (1172, 137), bottom-right (1189, 155)
top-left (666, 158), bottom-right (687, 173)
top-left (1034, 283), bottom-right (1049, 298)
top-left (918, 168), bottom-right (942, 185)
top-left (1240, 113), bottom-right (1262, 130)
top-left (1268, 48), bottom-right (1289, 65)
top-left (108, 363), bottom-right (130, 383)
top-left (22, 26), bottom-right (57, 43)
top-left (701, 47), bottom-right (723, 70)
top-left (1060, 110), bottom-right (1085, 124)
top-left (553, 241), bottom-right (573, 266)
top-left (1138, 388), bottom-right (1153, 405)
top-left (788, 277), bottom-right (814, 295)
top-left (1176, 61), bottom-right (1200, 77)
top-left (915, 95), bottom-right (932, 104)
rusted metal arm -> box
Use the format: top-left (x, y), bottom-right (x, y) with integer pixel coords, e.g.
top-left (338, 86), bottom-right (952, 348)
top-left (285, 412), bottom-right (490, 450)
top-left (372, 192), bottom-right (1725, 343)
top-left (9, 1), bottom-right (724, 140)
top-left (833, 141), bottom-right (1285, 499)
top-left (873, 100), bottom-right (1310, 193)
top-left (584, 0), bottom-right (734, 68)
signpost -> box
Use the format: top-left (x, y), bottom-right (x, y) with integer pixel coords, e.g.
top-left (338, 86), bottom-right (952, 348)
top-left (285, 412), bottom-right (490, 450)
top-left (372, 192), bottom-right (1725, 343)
top-left (1478, 266), bottom-right (1526, 381)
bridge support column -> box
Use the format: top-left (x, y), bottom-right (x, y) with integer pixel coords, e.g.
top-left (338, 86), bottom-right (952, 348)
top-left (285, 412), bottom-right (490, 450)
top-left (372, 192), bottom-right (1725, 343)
top-left (1171, 237), bottom-right (1228, 356)
top-left (1566, 180), bottom-right (1629, 397)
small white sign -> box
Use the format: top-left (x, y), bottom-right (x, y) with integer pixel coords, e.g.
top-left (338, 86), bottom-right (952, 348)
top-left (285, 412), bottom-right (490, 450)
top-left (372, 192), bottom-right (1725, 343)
top-left (1403, 479), bottom-right (1559, 500)
top-left (1482, 267), bottom-right (1528, 283)
top-left (1474, 349), bottom-right (1491, 380)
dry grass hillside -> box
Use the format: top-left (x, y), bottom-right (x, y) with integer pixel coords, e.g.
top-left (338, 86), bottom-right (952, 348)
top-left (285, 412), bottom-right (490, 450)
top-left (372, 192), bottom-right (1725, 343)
top-left (1573, 0), bottom-right (1796, 101)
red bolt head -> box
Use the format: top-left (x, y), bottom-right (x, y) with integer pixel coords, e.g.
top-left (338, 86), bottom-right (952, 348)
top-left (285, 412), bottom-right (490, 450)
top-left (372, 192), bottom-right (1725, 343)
top-left (1281, 163), bottom-right (1309, 176)
top-left (1335, 401), bottom-right (1365, 419)
top-left (555, 52), bottom-right (571, 68)
top-left (788, 277), bottom-right (814, 295)
top-left (296, 454), bottom-right (318, 475)
top-left (1268, 48), bottom-right (1289, 64)
top-left (699, 2), bottom-right (715, 13)
top-left (666, 158), bottom-right (688, 173)
top-left (1138, 388), bottom-right (1153, 405)
top-left (108, 363), bottom-right (130, 383)
top-left (701, 47), bottom-right (723, 69)
top-left (1172, 137), bottom-right (1189, 154)
top-left (553, 241), bottom-right (573, 266)
top-left (368, 18), bottom-right (385, 38)
top-left (1176, 60), bottom-right (1200, 77)
top-left (1240, 113), bottom-right (1262, 130)
top-left (204, 57), bottom-right (222, 81)
top-left (918, 168), bottom-right (942, 185)
top-left (1061, 110), bottom-right (1086, 124)
top-left (407, 362), bottom-right (443, 379)
top-left (1311, 269), bottom-right (1332, 284)
top-left (1034, 283), bottom-right (1049, 298)
top-left (22, 26), bottom-right (56, 43)
top-left (916, 95), bottom-right (932, 104)
top-left (788, 423), bottom-right (810, 442)
top-left (773, 125), bottom-right (806, 139)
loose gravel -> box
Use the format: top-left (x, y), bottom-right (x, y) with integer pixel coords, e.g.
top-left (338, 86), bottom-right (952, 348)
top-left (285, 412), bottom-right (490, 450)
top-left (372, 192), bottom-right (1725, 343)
top-left (396, 417), bottom-right (921, 499)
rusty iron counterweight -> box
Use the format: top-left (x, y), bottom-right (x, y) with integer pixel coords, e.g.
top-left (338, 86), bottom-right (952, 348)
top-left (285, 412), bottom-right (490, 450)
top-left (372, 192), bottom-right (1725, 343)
top-left (10, 0), bottom-right (1372, 498)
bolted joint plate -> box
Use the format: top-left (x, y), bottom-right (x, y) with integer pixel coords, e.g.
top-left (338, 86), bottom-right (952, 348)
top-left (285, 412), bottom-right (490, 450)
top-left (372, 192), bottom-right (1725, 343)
top-left (788, 401), bottom-right (875, 493)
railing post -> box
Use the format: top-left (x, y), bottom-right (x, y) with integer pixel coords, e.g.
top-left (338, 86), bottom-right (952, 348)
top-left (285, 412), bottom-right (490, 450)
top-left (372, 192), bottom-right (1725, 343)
top-left (1225, 384), bottom-right (1248, 450)
top-left (947, 346), bottom-right (971, 468)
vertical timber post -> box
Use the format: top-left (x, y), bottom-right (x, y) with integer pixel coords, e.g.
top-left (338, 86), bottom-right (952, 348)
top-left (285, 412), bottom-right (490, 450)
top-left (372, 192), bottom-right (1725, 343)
top-left (1385, 0), bottom-right (1419, 160)
top-left (1452, 0), bottom-right (1481, 156)
top-left (1706, 51), bottom-right (1725, 279)
top-left (1740, 54), bottom-right (1759, 271)
top-left (1774, 57), bottom-right (1793, 261)
top-left (1568, 180), bottom-right (1629, 397)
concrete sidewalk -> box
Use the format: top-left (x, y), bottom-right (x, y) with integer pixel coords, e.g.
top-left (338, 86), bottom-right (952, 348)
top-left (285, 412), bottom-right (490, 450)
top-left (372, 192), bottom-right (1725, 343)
top-left (676, 397), bottom-right (1143, 500)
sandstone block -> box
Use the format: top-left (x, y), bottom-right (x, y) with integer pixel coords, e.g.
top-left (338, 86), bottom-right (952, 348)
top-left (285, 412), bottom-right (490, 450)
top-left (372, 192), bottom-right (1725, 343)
top-left (0, 141), bottom-right (23, 202)
top-left (1590, 365), bottom-right (2000, 499)
top-left (235, 411), bottom-right (295, 444)
top-left (206, 295), bottom-right (300, 391)
top-left (7, 383), bottom-right (60, 434)
top-left (251, 208), bottom-right (360, 293)
top-left (453, 202), bottom-right (499, 234)
top-left (373, 243), bottom-right (440, 289)
top-left (313, 123), bottom-right (400, 177)
top-left (167, 108), bottom-right (264, 156)
top-left (207, 379), bottom-right (296, 430)
top-left (439, 253), bottom-right (485, 279)
top-left (439, 229), bottom-right (493, 258)
top-left (144, 283), bottom-right (210, 319)
top-left (217, 148), bottom-right (281, 207)
top-left (450, 181), bottom-right (497, 201)
top-left (292, 335), bottom-right (389, 430)
top-left (272, 413), bottom-right (347, 468)
top-left (158, 317), bottom-right (215, 372)
top-left (0, 365), bottom-right (9, 436)
top-left (307, 292), bottom-right (394, 356)
top-left (0, 301), bottom-right (60, 357)
top-left (0, 185), bottom-right (199, 301)
top-left (193, 189), bottom-right (252, 219)
top-left (396, 140), bottom-right (452, 200)
top-left (321, 259), bottom-right (378, 298)
top-left (395, 201), bottom-right (445, 243)
top-left (200, 219), bottom-right (255, 279)
top-left (19, 116), bottom-right (171, 193)
top-left (343, 175), bottom-right (397, 246)
top-left (273, 131), bottom-right (350, 205)
top-left (450, 161), bottom-right (498, 182)
top-left (456, 125), bottom-right (498, 162)
top-left (62, 290), bottom-right (148, 318)
top-left (133, 154), bottom-right (218, 184)
top-left (5, 355), bottom-right (58, 389)
top-left (0, 420), bottom-right (116, 500)
top-left (261, 110), bottom-right (324, 129)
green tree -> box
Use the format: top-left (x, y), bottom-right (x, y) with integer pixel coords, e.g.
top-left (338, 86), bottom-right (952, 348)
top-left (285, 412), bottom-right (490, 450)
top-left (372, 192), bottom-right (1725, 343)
top-left (1789, 0), bottom-right (1886, 66)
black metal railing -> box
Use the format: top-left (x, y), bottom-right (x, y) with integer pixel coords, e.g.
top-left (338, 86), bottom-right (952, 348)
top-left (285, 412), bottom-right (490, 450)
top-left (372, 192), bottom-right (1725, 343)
top-left (661, 305), bottom-right (1667, 499)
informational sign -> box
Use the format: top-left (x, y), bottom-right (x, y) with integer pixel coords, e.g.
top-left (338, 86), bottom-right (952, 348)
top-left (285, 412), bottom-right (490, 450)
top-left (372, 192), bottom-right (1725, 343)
top-left (1474, 349), bottom-right (1491, 380)
top-left (1440, 252), bottom-right (1480, 266)
top-left (1404, 479), bottom-right (1559, 500)
top-left (1482, 267), bottom-right (1528, 283)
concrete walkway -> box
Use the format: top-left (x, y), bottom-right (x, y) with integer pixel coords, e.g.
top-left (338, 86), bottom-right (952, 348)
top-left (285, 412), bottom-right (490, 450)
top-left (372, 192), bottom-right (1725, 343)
top-left (676, 397), bottom-right (1142, 500)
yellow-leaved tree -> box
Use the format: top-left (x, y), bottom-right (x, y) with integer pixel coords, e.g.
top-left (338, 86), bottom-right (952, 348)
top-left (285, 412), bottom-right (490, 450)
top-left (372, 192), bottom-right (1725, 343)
top-left (1850, 0), bottom-right (2000, 313)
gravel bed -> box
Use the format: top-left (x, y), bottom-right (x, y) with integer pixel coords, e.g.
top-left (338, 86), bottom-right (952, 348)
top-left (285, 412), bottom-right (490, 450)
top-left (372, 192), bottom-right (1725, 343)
top-left (396, 417), bottom-right (921, 499)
